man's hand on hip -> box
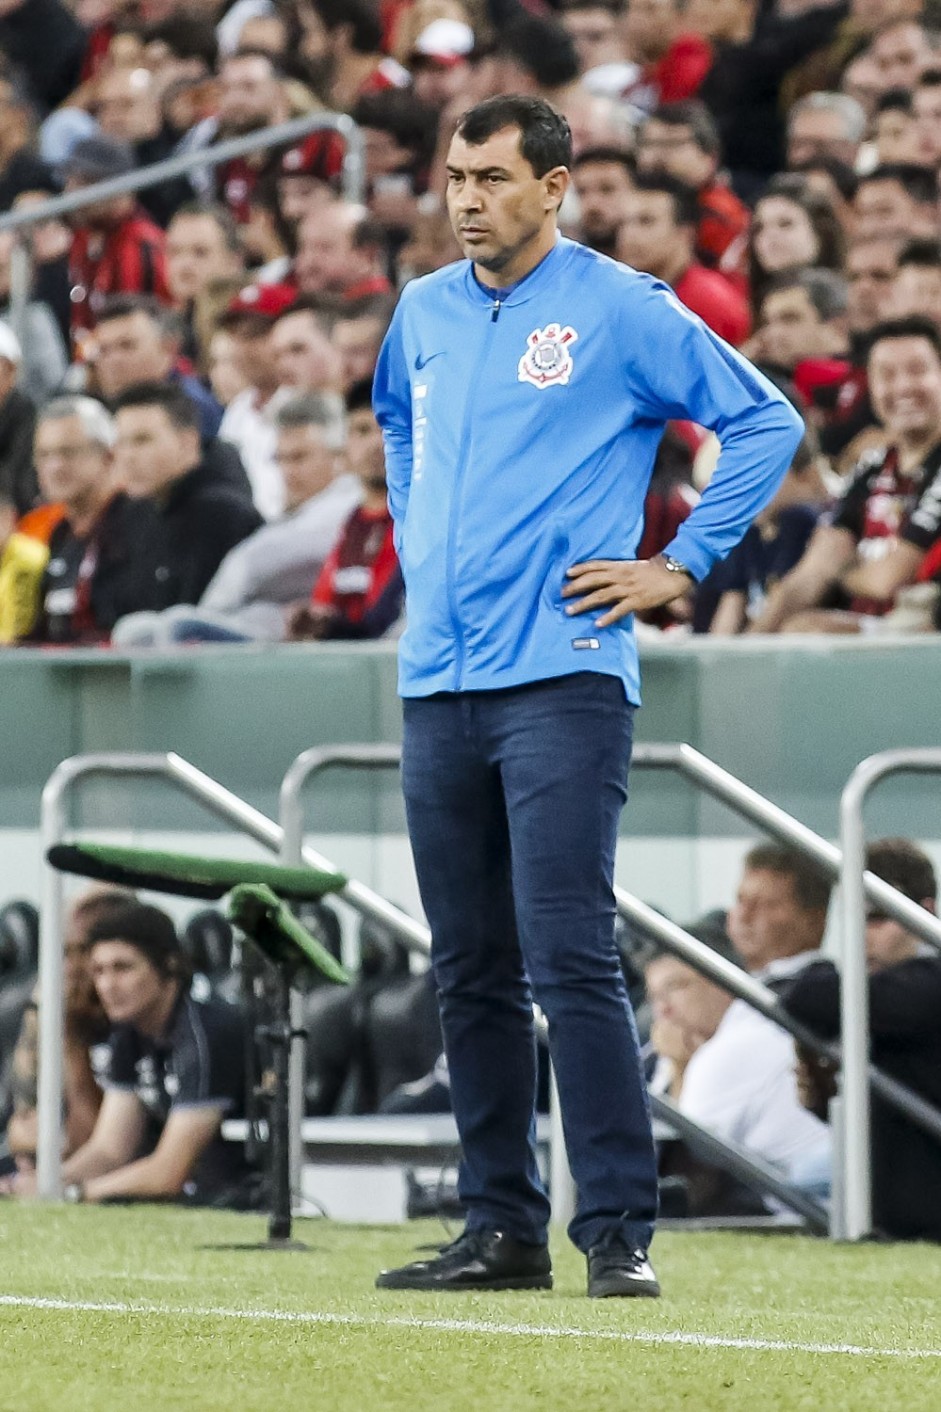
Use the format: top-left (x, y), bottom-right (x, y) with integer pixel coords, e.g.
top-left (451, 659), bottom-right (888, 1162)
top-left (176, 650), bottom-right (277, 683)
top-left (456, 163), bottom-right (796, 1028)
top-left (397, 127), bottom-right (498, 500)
top-left (563, 556), bottom-right (693, 627)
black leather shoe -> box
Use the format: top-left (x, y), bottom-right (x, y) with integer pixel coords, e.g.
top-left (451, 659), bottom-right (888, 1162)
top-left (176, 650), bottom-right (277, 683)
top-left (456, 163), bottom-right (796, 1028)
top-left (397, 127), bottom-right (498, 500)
top-left (587, 1238), bottom-right (660, 1299)
top-left (376, 1229), bottom-right (552, 1291)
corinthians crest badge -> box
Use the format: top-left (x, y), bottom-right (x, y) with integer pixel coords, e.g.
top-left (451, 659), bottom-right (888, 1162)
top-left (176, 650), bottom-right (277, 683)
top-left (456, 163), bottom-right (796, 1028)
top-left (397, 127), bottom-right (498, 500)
top-left (518, 323), bottom-right (579, 388)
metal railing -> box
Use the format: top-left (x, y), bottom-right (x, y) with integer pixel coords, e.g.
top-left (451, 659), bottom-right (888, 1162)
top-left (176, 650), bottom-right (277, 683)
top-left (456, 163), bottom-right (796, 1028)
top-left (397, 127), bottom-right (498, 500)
top-left (0, 111), bottom-right (365, 351)
top-left (277, 744), bottom-right (832, 1228)
top-left (38, 749), bottom-right (356, 1197)
top-left (839, 749), bottom-right (941, 1242)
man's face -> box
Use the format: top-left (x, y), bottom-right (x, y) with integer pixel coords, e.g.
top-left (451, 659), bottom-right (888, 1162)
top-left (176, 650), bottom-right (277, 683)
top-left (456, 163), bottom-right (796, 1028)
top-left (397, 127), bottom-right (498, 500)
top-left (892, 263), bottom-right (941, 325)
top-left (572, 159), bottom-right (635, 248)
top-left (637, 120), bottom-right (713, 188)
top-left (624, 0), bottom-right (676, 57)
top-left (865, 908), bottom-right (926, 972)
top-left (295, 207), bottom-right (364, 295)
top-left (846, 239), bottom-right (898, 332)
top-left (362, 125), bottom-right (412, 180)
top-left (275, 423), bottom-right (335, 510)
top-left (868, 335), bottom-right (941, 442)
top-left (727, 867), bottom-right (826, 971)
top-left (411, 57), bottom-right (471, 107)
top-left (345, 405), bottom-right (386, 491)
top-left (854, 177), bottom-right (920, 241)
top-left (270, 310), bottom-right (339, 391)
top-left (93, 311), bottom-right (171, 400)
top-left (684, 0), bottom-right (749, 42)
top-left (445, 126), bottom-right (565, 277)
top-left (166, 214), bottom-right (241, 305)
top-left (787, 108), bottom-right (858, 168)
top-left (218, 54), bottom-right (281, 135)
top-left (332, 315), bottom-right (384, 390)
top-left (913, 82), bottom-right (941, 166)
top-left (114, 404), bottom-right (198, 498)
top-left (616, 188), bottom-right (689, 280)
top-left (645, 955), bottom-right (730, 1047)
top-left (94, 65), bottom-right (161, 143)
top-left (760, 286), bottom-right (828, 371)
top-left (34, 414), bottom-right (110, 507)
top-left (851, 0), bottom-right (923, 31)
top-left (868, 21), bottom-right (930, 94)
top-left (873, 105), bottom-right (919, 164)
top-left (562, 5), bottom-right (625, 72)
top-left (89, 940), bottom-right (166, 1025)
top-left (277, 175), bottom-right (335, 227)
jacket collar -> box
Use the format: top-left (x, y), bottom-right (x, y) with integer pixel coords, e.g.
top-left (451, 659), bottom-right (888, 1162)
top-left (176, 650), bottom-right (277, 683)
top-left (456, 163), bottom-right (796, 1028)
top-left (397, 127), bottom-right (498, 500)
top-left (463, 236), bottom-right (572, 309)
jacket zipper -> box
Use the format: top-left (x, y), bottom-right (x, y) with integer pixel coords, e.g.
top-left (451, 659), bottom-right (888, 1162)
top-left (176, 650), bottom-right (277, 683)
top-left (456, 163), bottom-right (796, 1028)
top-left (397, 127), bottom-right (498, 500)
top-left (446, 300), bottom-right (502, 689)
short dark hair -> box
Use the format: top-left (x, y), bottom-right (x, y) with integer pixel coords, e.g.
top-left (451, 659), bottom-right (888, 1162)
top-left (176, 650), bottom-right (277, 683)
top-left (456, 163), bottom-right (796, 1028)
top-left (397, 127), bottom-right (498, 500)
top-left (761, 266), bottom-right (848, 322)
top-left (858, 163), bottom-right (937, 206)
top-left (345, 377), bottom-right (375, 415)
top-left (630, 170), bottom-right (699, 228)
top-left (645, 100), bottom-right (720, 158)
top-left (111, 380), bottom-right (201, 431)
top-left (312, 0), bottom-right (382, 53)
top-left (144, 14), bottom-right (218, 69)
top-left (95, 293), bottom-right (183, 344)
top-left (86, 900), bottom-right (188, 981)
top-left (743, 843), bottom-right (833, 912)
top-left (571, 144), bottom-right (635, 176)
top-left (916, 66), bottom-right (941, 92)
top-left (897, 238), bottom-right (941, 271)
top-left (169, 200), bottom-right (242, 255)
top-left (498, 15), bottom-right (580, 89)
top-left (792, 154), bottom-right (859, 203)
top-left (866, 838), bottom-right (937, 905)
top-left (867, 315), bottom-right (941, 364)
top-left (351, 91), bottom-right (439, 164)
top-left (456, 95), bottom-right (572, 177)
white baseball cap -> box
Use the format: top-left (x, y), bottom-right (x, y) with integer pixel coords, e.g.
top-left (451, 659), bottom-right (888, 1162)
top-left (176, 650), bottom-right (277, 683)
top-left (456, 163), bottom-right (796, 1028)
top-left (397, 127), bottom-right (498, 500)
top-left (412, 18), bottom-right (474, 64)
top-left (0, 320), bottom-right (22, 366)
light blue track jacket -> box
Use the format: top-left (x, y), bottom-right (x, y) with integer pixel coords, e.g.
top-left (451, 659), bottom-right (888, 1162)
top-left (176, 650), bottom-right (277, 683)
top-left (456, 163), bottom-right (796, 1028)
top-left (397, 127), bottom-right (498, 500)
top-left (373, 237), bottom-right (803, 703)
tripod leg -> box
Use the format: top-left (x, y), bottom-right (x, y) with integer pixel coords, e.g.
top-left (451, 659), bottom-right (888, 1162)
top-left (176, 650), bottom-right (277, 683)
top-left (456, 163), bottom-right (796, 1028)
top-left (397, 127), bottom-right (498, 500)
top-left (268, 968), bottom-right (292, 1243)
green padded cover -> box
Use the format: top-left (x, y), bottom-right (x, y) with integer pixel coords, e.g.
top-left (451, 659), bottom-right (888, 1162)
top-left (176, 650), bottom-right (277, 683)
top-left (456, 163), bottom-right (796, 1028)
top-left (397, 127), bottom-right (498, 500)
top-left (228, 884), bottom-right (350, 985)
top-left (47, 842), bottom-right (346, 902)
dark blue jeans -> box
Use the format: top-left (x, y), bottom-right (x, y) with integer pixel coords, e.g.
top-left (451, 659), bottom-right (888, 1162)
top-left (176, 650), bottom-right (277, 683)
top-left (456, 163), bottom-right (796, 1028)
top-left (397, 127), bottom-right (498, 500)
top-left (402, 672), bottom-right (658, 1253)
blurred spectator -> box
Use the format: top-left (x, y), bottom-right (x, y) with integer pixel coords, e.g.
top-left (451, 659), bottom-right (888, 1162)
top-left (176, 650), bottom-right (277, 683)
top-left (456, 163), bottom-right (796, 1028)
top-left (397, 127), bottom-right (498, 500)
top-left (700, 435), bottom-right (829, 634)
top-left (206, 327), bottom-right (249, 407)
top-left (91, 293), bottom-right (224, 440)
top-left (636, 101), bottom-right (749, 281)
top-left (10, 186), bottom-right (73, 348)
top-left (395, 204), bottom-right (462, 283)
top-left (300, 0), bottom-right (408, 112)
top-left (165, 202), bottom-right (245, 361)
top-left (276, 131), bottom-right (345, 230)
top-left (561, 0), bottom-right (633, 86)
top-left (853, 163), bottom-right (939, 242)
top-left (217, 281), bottom-right (296, 518)
top-left (754, 268), bottom-right (849, 386)
top-left (112, 391), bottom-right (359, 646)
top-left (871, 87), bottom-right (921, 164)
top-left (9, 899), bottom-right (258, 1206)
top-left (0, 323), bottom-right (37, 517)
top-left (92, 62), bottom-right (193, 227)
top-left (726, 842), bottom-right (832, 982)
top-left (287, 378), bottom-right (402, 641)
top-left (0, 70), bottom-right (53, 212)
top-left (0, 0), bottom-right (85, 115)
top-left (570, 144), bottom-right (635, 258)
top-left (622, 0), bottom-right (712, 112)
top-left (214, 48), bottom-right (290, 225)
top-left (785, 90), bottom-right (867, 169)
top-left (63, 134), bottom-right (171, 339)
top-left (408, 18), bottom-right (476, 108)
top-left (912, 66), bottom-right (941, 168)
top-left (865, 14), bottom-right (933, 96)
top-left (351, 88), bottom-right (439, 235)
top-left (0, 229), bottom-right (67, 406)
top-left (294, 203), bottom-right (392, 307)
top-left (4, 886), bottom-right (132, 1169)
top-left (689, 0), bottom-right (850, 197)
top-left (617, 172), bottom-right (751, 345)
top-left (113, 380), bottom-right (262, 610)
top-left (331, 300), bottom-right (394, 391)
top-left (0, 488), bottom-right (46, 642)
top-left (892, 239), bottom-right (941, 325)
top-left (495, 14), bottom-right (581, 106)
top-left (751, 317), bottom-right (941, 633)
top-left (748, 174), bottom-right (845, 312)
top-left (785, 837), bottom-right (941, 1241)
top-left (270, 301), bottom-right (341, 392)
top-left (30, 395), bottom-right (157, 644)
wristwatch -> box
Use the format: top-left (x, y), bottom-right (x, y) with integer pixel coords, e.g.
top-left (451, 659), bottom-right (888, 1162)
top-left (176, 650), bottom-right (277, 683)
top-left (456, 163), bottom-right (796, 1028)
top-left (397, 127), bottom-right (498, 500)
top-left (660, 554), bottom-right (693, 580)
top-left (62, 1181), bottom-right (86, 1203)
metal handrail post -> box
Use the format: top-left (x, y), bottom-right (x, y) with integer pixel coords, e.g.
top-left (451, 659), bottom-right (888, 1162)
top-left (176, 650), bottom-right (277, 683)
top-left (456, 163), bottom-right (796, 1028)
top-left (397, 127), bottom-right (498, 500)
top-left (837, 749), bottom-right (941, 1242)
top-left (631, 744), bottom-right (941, 954)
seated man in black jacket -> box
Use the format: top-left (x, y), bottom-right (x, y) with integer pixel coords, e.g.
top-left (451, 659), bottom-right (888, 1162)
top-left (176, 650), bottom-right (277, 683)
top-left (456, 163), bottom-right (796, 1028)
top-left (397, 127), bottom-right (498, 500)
top-left (784, 837), bottom-right (941, 1242)
top-left (113, 382), bottom-right (263, 611)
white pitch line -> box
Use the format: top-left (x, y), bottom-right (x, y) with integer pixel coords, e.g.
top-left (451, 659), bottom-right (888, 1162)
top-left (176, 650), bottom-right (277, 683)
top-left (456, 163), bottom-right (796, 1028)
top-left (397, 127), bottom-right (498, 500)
top-left (1, 1295), bottom-right (939, 1361)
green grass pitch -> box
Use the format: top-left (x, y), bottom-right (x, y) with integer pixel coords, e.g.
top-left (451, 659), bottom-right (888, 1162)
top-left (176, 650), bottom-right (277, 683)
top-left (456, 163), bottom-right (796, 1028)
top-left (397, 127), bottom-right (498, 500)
top-left (1, 1205), bottom-right (940, 1411)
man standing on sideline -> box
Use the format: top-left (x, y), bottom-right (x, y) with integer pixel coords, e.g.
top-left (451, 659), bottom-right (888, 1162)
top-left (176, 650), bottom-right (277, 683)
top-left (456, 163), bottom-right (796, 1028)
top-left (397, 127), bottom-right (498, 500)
top-left (372, 95), bottom-right (803, 1299)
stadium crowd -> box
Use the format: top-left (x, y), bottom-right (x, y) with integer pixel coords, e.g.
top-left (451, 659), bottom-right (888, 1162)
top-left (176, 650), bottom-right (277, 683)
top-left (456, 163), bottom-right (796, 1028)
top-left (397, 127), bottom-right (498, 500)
top-left (0, 0), bottom-right (937, 640)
